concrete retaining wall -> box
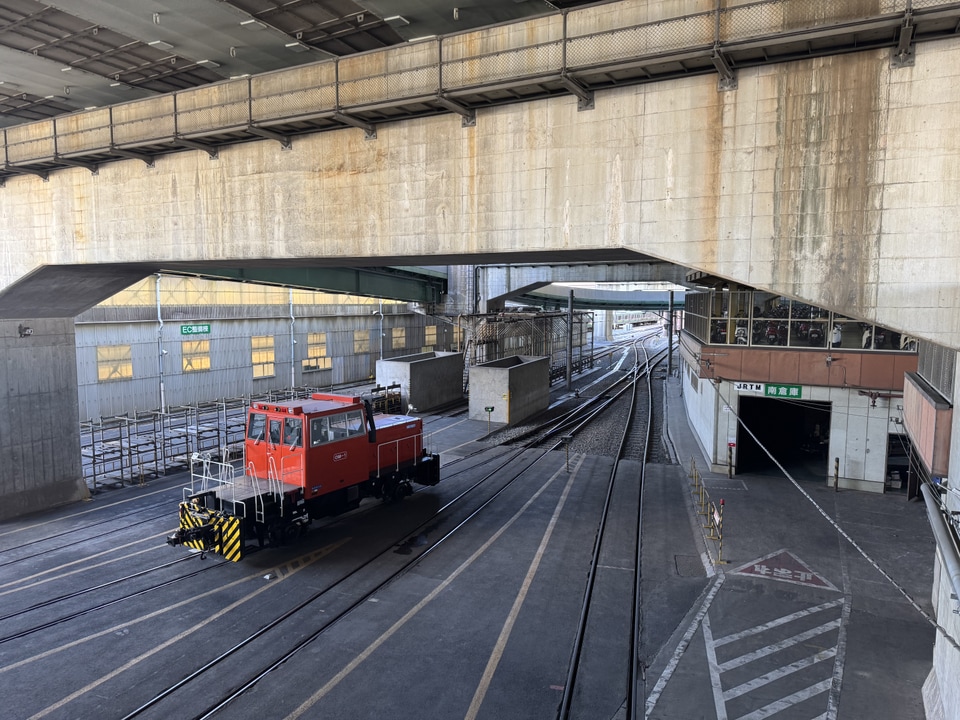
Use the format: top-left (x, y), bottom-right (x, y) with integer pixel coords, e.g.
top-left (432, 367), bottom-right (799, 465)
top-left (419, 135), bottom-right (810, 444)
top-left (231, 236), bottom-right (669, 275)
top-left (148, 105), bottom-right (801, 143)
top-left (0, 319), bottom-right (88, 520)
top-left (469, 355), bottom-right (549, 425)
top-left (376, 351), bottom-right (464, 412)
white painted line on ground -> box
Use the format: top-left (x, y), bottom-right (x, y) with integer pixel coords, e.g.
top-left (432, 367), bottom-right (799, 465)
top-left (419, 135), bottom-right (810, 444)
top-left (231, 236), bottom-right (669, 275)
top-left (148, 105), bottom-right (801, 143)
top-left (285, 456), bottom-right (586, 720)
top-left (464, 454), bottom-right (583, 719)
top-left (0, 484), bottom-right (180, 539)
top-left (644, 574), bottom-right (725, 717)
top-left (701, 614), bottom-right (728, 720)
top-left (735, 678), bottom-right (832, 720)
top-left (718, 619), bottom-right (841, 672)
top-left (713, 599), bottom-right (844, 647)
top-left (826, 516), bottom-right (853, 720)
top-left (722, 648), bottom-right (836, 701)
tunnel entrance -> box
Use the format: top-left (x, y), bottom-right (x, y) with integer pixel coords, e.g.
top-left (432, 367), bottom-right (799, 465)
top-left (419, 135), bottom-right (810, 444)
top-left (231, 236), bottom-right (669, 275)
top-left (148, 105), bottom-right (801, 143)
top-left (736, 397), bottom-right (831, 477)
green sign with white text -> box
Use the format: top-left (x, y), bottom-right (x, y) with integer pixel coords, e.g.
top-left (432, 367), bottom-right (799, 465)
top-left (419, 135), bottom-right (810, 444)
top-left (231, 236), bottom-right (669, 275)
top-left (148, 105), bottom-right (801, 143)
top-left (180, 324), bottom-right (211, 335)
top-left (765, 383), bottom-right (802, 399)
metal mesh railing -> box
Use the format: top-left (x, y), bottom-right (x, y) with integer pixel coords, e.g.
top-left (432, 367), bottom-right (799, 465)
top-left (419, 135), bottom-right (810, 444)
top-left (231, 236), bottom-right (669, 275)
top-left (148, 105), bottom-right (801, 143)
top-left (339, 64), bottom-right (439, 106)
top-left (176, 79), bottom-right (251, 135)
top-left (112, 95), bottom-right (176, 145)
top-left (568, 12), bottom-right (715, 68)
top-left (251, 66), bottom-right (337, 121)
top-left (56, 108), bottom-right (112, 155)
top-left (3, 0), bottom-right (956, 165)
top-left (720, 0), bottom-right (902, 42)
top-left (442, 40), bottom-right (563, 88)
top-left (6, 120), bottom-right (55, 163)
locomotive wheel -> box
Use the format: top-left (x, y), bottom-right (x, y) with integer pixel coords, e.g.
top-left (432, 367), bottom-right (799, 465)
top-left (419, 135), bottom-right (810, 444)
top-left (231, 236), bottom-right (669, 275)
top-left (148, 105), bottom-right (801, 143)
top-left (283, 524), bottom-right (299, 545)
top-left (382, 475), bottom-right (401, 504)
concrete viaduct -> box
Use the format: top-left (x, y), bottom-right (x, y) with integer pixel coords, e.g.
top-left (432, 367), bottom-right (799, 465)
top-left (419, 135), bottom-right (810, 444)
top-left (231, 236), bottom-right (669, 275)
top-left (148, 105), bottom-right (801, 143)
top-left (1, 1), bottom-right (960, 712)
top-left (1, 0), bottom-right (958, 518)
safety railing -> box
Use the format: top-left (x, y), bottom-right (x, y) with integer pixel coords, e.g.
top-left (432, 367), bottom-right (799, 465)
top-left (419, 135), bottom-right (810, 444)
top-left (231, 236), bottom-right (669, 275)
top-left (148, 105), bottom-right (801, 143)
top-left (376, 434), bottom-right (426, 477)
top-left (689, 457), bottom-right (729, 565)
top-left (3, 0), bottom-right (950, 171)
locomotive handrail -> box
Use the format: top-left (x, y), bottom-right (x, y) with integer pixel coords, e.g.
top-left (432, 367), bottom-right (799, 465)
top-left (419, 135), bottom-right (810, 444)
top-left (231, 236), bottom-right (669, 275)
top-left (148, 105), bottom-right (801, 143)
top-left (374, 435), bottom-right (424, 478)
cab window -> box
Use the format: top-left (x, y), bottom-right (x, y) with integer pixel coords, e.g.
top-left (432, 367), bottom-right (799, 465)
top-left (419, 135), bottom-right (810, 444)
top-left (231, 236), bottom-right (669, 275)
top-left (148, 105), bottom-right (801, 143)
top-left (310, 416), bottom-right (331, 446)
top-left (268, 419), bottom-right (282, 445)
top-left (283, 418), bottom-right (302, 448)
top-left (247, 412), bottom-right (266, 441)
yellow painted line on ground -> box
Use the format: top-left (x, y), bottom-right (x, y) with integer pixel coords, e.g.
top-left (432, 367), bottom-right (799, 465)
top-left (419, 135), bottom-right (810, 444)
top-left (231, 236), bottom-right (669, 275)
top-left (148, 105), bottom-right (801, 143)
top-left (0, 485), bottom-right (182, 539)
top-left (23, 537), bottom-right (351, 720)
top-left (285, 456), bottom-right (585, 720)
top-left (0, 532), bottom-right (169, 592)
top-left (464, 455), bottom-right (584, 720)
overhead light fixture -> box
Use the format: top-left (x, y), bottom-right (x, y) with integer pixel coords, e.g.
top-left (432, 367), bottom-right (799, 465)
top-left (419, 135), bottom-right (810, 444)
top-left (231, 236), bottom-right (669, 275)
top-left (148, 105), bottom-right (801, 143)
top-left (148, 40), bottom-right (174, 51)
top-left (61, 66), bottom-right (72, 72)
top-left (285, 41), bottom-right (310, 53)
top-left (384, 15), bottom-right (410, 27)
top-left (196, 59), bottom-right (221, 69)
top-left (409, 35), bottom-right (436, 42)
top-left (240, 19), bottom-right (267, 30)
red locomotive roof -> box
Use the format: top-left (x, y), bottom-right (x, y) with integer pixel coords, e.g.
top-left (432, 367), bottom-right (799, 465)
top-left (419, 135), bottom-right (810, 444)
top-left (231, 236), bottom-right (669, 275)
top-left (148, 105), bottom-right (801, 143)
top-left (251, 393), bottom-right (363, 416)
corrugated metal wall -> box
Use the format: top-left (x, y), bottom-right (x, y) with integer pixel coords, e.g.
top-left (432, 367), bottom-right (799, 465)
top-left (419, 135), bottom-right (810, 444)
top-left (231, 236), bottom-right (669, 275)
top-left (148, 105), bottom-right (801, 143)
top-left (75, 276), bottom-right (457, 420)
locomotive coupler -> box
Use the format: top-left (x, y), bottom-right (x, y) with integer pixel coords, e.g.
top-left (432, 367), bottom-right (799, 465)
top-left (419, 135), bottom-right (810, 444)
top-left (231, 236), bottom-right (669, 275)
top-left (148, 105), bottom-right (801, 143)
top-left (166, 523), bottom-right (215, 548)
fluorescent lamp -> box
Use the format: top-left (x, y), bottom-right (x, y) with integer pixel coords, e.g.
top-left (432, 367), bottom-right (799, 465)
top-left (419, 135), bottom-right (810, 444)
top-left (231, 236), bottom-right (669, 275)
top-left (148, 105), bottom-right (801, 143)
top-left (149, 40), bottom-right (174, 51)
top-left (240, 19), bottom-right (267, 30)
top-left (384, 15), bottom-right (410, 27)
top-left (196, 59), bottom-right (221, 69)
top-left (285, 41), bottom-right (310, 53)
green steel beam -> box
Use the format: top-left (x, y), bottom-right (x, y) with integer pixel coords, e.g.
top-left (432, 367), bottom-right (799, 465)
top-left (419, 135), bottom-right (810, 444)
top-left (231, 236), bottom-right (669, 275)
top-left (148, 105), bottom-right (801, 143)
top-left (178, 266), bottom-right (446, 304)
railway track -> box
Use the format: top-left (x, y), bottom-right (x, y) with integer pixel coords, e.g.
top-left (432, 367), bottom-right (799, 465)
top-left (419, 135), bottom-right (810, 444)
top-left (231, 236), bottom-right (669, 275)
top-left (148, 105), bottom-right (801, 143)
top-left (118, 341), bottom-right (668, 719)
top-left (1, 332), bottom-right (674, 720)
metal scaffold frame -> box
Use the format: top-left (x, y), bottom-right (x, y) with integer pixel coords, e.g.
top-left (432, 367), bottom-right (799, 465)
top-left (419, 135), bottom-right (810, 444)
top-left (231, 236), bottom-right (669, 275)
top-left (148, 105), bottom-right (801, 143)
top-left (463, 311), bottom-right (595, 384)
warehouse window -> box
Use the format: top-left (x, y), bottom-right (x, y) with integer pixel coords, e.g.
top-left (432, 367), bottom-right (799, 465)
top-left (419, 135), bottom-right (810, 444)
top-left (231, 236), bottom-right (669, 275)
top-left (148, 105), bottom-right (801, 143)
top-left (252, 335), bottom-right (275, 378)
top-left (302, 332), bottom-right (332, 372)
top-left (425, 325), bottom-right (436, 349)
top-left (97, 345), bottom-right (133, 382)
top-left (392, 327), bottom-right (405, 350)
top-left (354, 330), bottom-right (370, 354)
top-left (182, 340), bottom-right (210, 372)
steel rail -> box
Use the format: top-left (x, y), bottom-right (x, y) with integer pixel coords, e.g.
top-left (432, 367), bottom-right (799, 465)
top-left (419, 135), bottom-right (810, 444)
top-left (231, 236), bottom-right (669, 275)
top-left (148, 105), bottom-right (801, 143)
top-left (123, 344), bottom-right (657, 720)
top-left (557, 338), bottom-right (659, 720)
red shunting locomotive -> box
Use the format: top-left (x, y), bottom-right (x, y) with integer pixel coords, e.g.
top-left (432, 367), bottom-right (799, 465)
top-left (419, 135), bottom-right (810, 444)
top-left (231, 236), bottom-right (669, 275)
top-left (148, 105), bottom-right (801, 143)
top-left (167, 393), bottom-right (440, 561)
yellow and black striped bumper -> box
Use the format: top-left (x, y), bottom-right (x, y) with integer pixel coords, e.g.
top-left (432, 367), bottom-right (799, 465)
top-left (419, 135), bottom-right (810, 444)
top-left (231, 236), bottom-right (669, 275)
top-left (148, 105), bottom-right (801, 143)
top-left (175, 500), bottom-right (244, 562)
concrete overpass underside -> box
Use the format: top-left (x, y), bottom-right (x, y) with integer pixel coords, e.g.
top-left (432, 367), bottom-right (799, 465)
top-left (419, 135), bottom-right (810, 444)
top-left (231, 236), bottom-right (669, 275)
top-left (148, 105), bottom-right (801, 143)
top-left (4, 35), bottom-right (960, 341)
top-left (4, 35), bottom-right (960, 513)
top-left (3, 5), bottom-right (960, 713)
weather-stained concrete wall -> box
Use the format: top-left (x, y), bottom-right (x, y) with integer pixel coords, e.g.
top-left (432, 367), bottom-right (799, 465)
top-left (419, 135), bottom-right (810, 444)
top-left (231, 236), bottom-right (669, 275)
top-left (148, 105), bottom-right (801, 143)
top-left (376, 352), bottom-right (464, 412)
top-left (469, 356), bottom-right (549, 425)
top-left (4, 40), bottom-right (960, 350)
top-left (0, 319), bottom-right (87, 520)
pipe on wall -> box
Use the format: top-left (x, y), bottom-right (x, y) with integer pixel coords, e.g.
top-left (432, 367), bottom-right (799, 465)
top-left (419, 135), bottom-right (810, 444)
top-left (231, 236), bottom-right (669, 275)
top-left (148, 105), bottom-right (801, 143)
top-left (921, 483), bottom-right (960, 609)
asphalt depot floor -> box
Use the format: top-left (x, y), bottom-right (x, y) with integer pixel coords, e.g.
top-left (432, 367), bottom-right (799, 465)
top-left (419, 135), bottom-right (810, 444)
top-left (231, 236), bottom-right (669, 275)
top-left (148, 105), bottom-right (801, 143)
top-left (0, 361), bottom-right (938, 720)
top-left (642, 374), bottom-right (936, 720)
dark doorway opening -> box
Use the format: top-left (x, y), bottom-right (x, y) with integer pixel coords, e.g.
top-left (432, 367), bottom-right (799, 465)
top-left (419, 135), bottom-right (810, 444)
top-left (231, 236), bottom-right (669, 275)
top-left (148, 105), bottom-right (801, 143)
top-left (736, 397), bottom-right (831, 476)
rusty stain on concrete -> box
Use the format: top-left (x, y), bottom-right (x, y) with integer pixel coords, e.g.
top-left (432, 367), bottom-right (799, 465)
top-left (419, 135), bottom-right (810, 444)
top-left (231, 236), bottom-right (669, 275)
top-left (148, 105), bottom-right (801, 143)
top-left (772, 52), bottom-right (883, 316)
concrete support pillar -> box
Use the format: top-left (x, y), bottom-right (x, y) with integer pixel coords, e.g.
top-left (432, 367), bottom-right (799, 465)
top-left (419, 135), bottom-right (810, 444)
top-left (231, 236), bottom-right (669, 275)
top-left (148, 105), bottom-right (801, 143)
top-left (0, 318), bottom-right (87, 520)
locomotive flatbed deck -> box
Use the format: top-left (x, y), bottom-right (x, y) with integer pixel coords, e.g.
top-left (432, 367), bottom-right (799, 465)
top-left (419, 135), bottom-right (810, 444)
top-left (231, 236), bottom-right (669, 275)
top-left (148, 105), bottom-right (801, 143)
top-left (207, 475), bottom-right (300, 504)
